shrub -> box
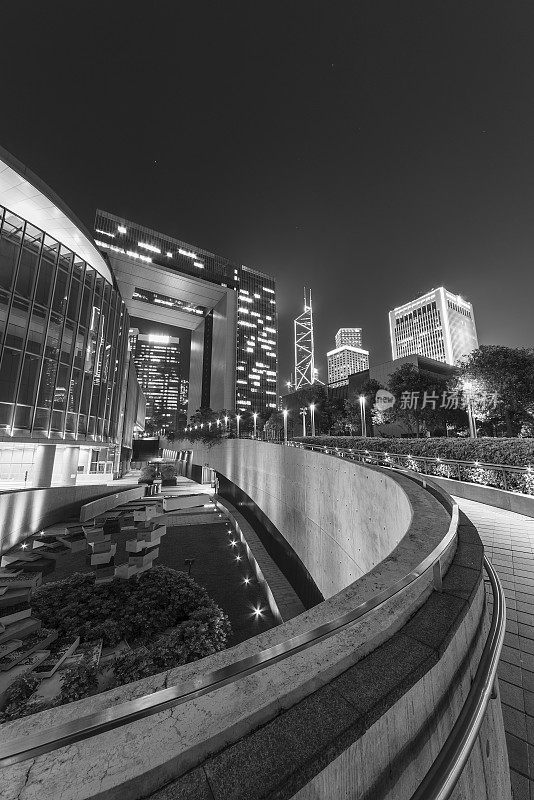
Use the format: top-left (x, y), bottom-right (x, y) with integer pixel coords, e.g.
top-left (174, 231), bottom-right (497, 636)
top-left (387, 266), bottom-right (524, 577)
top-left (59, 662), bottom-right (99, 703)
top-left (296, 436), bottom-right (534, 468)
top-left (32, 566), bottom-right (231, 649)
top-left (0, 674), bottom-right (40, 723)
top-left (112, 647), bottom-right (155, 685)
top-left (139, 464), bottom-right (157, 484)
top-left (160, 462), bottom-right (178, 480)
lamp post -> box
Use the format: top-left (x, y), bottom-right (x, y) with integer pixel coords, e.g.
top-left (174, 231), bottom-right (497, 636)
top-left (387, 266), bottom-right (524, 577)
top-left (309, 403), bottom-right (316, 437)
top-left (300, 407), bottom-right (307, 437)
top-left (283, 409), bottom-right (288, 444)
top-left (463, 381), bottom-right (478, 439)
top-left (217, 418), bottom-right (221, 428)
top-left (359, 395), bottom-right (367, 437)
top-left (224, 415), bottom-right (228, 431)
top-left (253, 412), bottom-right (258, 439)
top-left (236, 414), bottom-right (241, 438)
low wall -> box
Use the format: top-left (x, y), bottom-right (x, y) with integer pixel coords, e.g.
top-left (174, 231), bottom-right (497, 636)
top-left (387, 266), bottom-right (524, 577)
top-left (0, 443), bottom-right (509, 800)
top-left (79, 486), bottom-right (145, 522)
top-left (0, 483), bottom-right (139, 554)
top-left (428, 475), bottom-right (534, 518)
top-left (189, 440), bottom-right (415, 600)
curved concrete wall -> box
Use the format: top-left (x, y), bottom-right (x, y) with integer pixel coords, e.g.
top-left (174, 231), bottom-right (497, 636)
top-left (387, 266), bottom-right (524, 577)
top-left (0, 484), bottom-right (140, 554)
top-left (190, 440), bottom-right (414, 599)
top-left (0, 443), bottom-right (509, 800)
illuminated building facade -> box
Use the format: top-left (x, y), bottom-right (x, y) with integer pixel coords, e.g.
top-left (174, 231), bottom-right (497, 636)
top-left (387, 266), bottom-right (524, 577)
top-left (327, 345), bottom-right (369, 387)
top-left (389, 287), bottom-right (478, 366)
top-left (129, 330), bottom-right (182, 430)
top-left (94, 212), bottom-right (278, 415)
top-left (0, 146), bottom-right (142, 487)
top-left (335, 327), bottom-right (362, 349)
top-left (294, 288), bottom-right (315, 390)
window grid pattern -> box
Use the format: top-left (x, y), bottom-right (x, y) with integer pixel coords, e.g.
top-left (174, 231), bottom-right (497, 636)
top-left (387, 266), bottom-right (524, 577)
top-left (393, 300), bottom-right (446, 362)
top-left (96, 211), bottom-right (278, 415)
top-left (0, 203), bottom-right (129, 442)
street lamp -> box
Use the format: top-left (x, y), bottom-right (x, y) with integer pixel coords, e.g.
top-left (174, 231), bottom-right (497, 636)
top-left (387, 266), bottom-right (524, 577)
top-left (463, 381), bottom-right (478, 439)
top-left (359, 395), bottom-right (367, 437)
top-left (309, 403), bottom-right (316, 437)
top-left (217, 418), bottom-right (221, 428)
top-left (224, 415), bottom-right (228, 431)
top-left (253, 412), bottom-right (258, 439)
top-left (208, 422), bottom-right (212, 431)
top-left (283, 409), bottom-right (288, 444)
top-left (236, 414), bottom-right (241, 438)
top-left (300, 407), bottom-right (307, 437)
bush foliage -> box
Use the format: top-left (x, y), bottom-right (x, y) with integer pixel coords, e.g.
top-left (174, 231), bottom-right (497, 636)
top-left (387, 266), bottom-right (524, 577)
top-left (32, 566), bottom-right (231, 648)
top-left (296, 436), bottom-right (534, 467)
top-left (112, 602), bottom-right (231, 685)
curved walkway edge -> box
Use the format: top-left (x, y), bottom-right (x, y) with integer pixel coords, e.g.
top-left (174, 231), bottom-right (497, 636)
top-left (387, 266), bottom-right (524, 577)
top-left (455, 496), bottom-right (534, 800)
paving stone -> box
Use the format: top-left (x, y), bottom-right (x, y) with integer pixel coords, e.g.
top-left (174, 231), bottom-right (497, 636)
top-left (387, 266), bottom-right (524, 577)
top-left (510, 769), bottom-right (530, 800)
top-left (498, 661), bottom-right (523, 688)
top-left (506, 732), bottom-right (529, 775)
top-left (502, 703), bottom-right (527, 739)
top-left (500, 680), bottom-right (526, 712)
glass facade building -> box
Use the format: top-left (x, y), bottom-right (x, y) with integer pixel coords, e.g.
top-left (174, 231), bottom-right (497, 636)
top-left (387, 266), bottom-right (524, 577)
top-left (0, 147), bottom-right (140, 487)
top-left (0, 203), bottom-right (129, 442)
top-left (129, 330), bottom-right (183, 430)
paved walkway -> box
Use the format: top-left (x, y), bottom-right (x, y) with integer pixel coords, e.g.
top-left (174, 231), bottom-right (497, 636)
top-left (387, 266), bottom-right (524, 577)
top-left (454, 496), bottom-right (534, 800)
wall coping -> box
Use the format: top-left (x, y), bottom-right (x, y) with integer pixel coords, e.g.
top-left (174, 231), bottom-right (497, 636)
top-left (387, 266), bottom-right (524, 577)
top-left (1, 451), bottom-right (459, 800)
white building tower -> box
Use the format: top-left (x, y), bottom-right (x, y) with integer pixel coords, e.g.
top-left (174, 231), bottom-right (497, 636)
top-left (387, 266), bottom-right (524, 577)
top-left (389, 287), bottom-right (478, 366)
top-left (294, 288), bottom-right (316, 389)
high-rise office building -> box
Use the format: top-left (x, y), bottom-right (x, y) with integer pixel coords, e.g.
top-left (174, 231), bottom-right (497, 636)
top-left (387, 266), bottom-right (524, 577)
top-left (335, 328), bottom-right (362, 349)
top-left (129, 330), bottom-right (181, 430)
top-left (389, 287), bottom-right (478, 366)
top-left (327, 344), bottom-right (369, 387)
top-left (94, 212), bottom-right (278, 416)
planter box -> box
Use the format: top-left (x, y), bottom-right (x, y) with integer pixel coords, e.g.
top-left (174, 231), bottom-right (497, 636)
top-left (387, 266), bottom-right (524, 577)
top-left (0, 572), bottom-right (42, 590)
top-left (161, 478), bottom-right (177, 486)
top-left (0, 606), bottom-right (32, 628)
top-left (0, 617), bottom-right (41, 646)
top-left (32, 637), bottom-right (80, 679)
top-left (0, 588), bottom-right (31, 609)
top-left (4, 558), bottom-right (55, 575)
top-left (0, 630), bottom-right (57, 671)
top-left (0, 651), bottom-right (50, 702)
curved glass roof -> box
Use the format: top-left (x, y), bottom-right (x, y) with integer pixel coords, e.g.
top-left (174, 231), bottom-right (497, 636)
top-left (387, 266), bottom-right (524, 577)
top-left (0, 145), bottom-right (112, 284)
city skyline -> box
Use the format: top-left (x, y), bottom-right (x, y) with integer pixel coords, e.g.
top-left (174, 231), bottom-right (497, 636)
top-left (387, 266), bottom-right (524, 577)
top-left (1, 3), bottom-right (532, 393)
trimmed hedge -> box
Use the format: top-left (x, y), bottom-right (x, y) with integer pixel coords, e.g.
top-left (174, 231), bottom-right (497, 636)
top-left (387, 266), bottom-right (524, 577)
top-left (296, 436), bottom-right (534, 467)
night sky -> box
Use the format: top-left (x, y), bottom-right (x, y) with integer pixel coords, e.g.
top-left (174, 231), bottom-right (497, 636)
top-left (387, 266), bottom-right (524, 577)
top-left (2, 2), bottom-right (533, 385)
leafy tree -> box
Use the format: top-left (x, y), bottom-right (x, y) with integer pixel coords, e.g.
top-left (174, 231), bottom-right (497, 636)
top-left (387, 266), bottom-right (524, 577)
top-left (345, 379), bottom-right (383, 434)
top-left (385, 364), bottom-right (460, 437)
top-left (182, 408), bottom-right (226, 445)
top-left (457, 345), bottom-right (534, 437)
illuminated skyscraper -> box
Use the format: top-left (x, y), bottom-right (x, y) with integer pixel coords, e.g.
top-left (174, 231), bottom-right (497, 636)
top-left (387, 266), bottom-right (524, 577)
top-left (294, 288), bottom-right (315, 390)
top-left (389, 287), bottom-right (478, 366)
top-left (327, 345), bottom-right (369, 387)
top-left (94, 212), bottom-right (278, 415)
top-left (129, 329), bottom-right (181, 430)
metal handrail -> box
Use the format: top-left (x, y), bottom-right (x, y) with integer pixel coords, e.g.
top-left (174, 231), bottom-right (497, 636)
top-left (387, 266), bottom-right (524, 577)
top-left (410, 556), bottom-right (506, 800)
top-left (291, 440), bottom-right (533, 494)
top-left (0, 457), bottom-right (458, 766)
